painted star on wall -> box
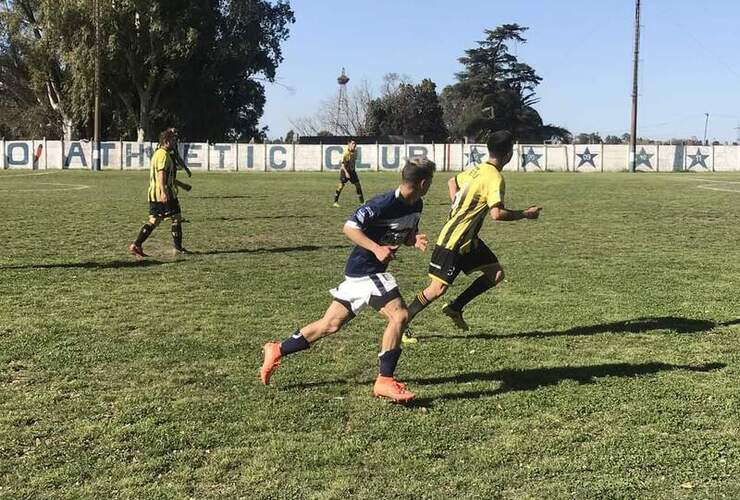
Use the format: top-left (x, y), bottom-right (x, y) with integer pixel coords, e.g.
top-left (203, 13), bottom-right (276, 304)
top-left (522, 147), bottom-right (543, 169)
top-left (635, 147), bottom-right (654, 169)
top-left (577, 147), bottom-right (599, 168)
top-left (464, 146), bottom-right (485, 167)
top-left (687, 148), bottom-right (710, 169)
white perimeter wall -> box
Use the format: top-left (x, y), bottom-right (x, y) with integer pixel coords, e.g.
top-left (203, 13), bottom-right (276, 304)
top-left (2, 140), bottom-right (740, 172)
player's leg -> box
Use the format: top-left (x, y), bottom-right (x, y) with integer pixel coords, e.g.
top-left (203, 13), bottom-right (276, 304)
top-left (352, 174), bottom-right (365, 204)
top-left (407, 245), bottom-right (459, 323)
top-left (373, 296), bottom-right (415, 402)
top-left (446, 264), bottom-right (503, 313)
top-left (333, 175), bottom-right (348, 206)
top-left (129, 213), bottom-right (162, 258)
top-left (443, 240), bottom-right (502, 330)
top-left (168, 200), bottom-right (186, 253)
top-left (260, 300), bottom-right (353, 385)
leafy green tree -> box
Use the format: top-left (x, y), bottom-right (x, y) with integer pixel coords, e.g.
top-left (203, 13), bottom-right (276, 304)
top-left (574, 132), bottom-right (603, 144)
top-left (441, 24), bottom-right (569, 143)
top-left (105, 0), bottom-right (293, 141)
top-left (1, 0), bottom-right (294, 141)
top-left (604, 135), bottom-right (622, 144)
top-left (0, 0), bottom-right (95, 140)
top-left (365, 78), bottom-right (448, 142)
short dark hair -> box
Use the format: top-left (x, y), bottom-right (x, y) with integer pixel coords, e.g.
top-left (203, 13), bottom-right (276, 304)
top-left (486, 130), bottom-right (514, 158)
top-left (159, 128), bottom-right (178, 147)
top-left (402, 157), bottom-right (436, 185)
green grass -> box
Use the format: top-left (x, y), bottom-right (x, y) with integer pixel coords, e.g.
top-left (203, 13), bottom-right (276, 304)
top-left (1, 170), bottom-right (740, 499)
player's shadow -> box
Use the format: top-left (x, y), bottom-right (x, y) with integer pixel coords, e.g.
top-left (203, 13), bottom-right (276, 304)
top-left (191, 244), bottom-right (347, 256)
top-left (0, 260), bottom-right (174, 270)
top-left (425, 316), bottom-right (740, 341)
top-left (191, 195), bottom-right (253, 200)
top-left (411, 361), bottom-right (726, 405)
top-left (207, 215), bottom-right (313, 221)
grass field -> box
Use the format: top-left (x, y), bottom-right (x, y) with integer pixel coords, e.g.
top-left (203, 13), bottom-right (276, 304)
top-left (1, 169), bottom-right (740, 499)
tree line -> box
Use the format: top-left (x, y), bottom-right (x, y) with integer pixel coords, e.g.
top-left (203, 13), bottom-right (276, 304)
top-left (0, 0), bottom-right (294, 142)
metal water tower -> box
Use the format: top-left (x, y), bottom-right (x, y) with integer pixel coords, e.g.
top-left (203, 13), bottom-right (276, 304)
top-left (337, 68), bottom-right (350, 132)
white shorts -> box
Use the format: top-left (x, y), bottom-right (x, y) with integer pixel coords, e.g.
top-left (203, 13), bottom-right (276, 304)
top-left (330, 272), bottom-right (401, 315)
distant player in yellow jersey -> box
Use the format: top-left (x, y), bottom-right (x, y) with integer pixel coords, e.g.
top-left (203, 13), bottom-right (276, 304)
top-left (404, 130), bottom-right (541, 339)
top-left (332, 139), bottom-right (365, 207)
top-left (128, 128), bottom-right (188, 258)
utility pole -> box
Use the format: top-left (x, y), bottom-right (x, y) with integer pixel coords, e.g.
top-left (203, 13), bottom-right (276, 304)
top-left (703, 113), bottom-right (710, 146)
top-left (628, 0), bottom-right (641, 173)
top-left (92, 0), bottom-right (101, 171)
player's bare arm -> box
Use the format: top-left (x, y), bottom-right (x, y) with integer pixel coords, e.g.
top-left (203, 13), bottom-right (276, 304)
top-left (342, 224), bottom-right (395, 263)
top-left (490, 203), bottom-right (542, 221)
top-left (158, 170), bottom-right (169, 202)
top-left (447, 177), bottom-right (458, 201)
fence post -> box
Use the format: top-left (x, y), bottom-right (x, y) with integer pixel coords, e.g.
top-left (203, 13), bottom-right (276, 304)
top-left (543, 144), bottom-right (548, 172)
top-left (292, 141), bottom-right (296, 172)
top-left (206, 141), bottom-right (210, 171)
top-left (320, 142), bottom-right (323, 172)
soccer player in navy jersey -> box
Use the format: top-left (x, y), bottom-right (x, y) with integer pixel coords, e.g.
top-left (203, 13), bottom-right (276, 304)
top-left (260, 157), bottom-right (436, 402)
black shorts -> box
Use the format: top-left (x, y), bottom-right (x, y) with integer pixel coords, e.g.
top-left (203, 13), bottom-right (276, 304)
top-left (340, 169), bottom-right (360, 184)
top-left (149, 199), bottom-right (181, 219)
top-left (428, 239), bottom-right (499, 285)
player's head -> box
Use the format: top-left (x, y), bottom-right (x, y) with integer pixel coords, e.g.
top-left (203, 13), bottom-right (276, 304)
top-left (486, 130), bottom-right (514, 166)
top-left (159, 128), bottom-right (178, 150)
top-left (347, 139), bottom-right (356, 151)
top-left (401, 157), bottom-right (436, 197)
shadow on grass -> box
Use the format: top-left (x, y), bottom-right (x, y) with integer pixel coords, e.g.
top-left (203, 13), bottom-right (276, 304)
top-left (191, 244), bottom-right (347, 256)
top-left (191, 195), bottom-right (252, 200)
top-left (425, 316), bottom-right (740, 340)
top-left (412, 361), bottom-right (726, 404)
top-left (0, 259), bottom-right (175, 270)
top-left (207, 215), bottom-right (314, 222)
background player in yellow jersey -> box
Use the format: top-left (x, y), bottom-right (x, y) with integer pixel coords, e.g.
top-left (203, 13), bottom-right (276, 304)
top-left (128, 128), bottom-right (188, 258)
top-left (332, 139), bottom-right (365, 207)
top-left (403, 130), bottom-right (541, 340)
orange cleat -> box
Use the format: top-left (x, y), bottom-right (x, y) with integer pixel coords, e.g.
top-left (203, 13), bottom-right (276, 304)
top-left (373, 375), bottom-right (416, 403)
top-left (128, 243), bottom-right (148, 259)
top-left (260, 342), bottom-right (282, 385)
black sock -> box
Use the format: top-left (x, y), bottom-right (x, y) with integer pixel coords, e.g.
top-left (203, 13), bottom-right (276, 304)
top-left (356, 184), bottom-right (364, 203)
top-left (378, 347), bottom-right (402, 377)
top-left (134, 223), bottom-right (155, 247)
top-left (334, 183), bottom-right (344, 202)
top-left (407, 291), bottom-right (431, 322)
top-left (448, 276), bottom-right (495, 312)
top-left (280, 330), bottom-right (311, 356)
top-left (171, 223), bottom-right (183, 250)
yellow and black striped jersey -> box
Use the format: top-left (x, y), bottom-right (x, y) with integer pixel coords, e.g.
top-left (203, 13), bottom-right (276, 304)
top-left (148, 147), bottom-right (177, 203)
top-left (342, 147), bottom-right (357, 170)
top-left (436, 162), bottom-right (505, 252)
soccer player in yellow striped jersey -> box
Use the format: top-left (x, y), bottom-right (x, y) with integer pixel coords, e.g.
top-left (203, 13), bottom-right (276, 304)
top-left (128, 128), bottom-right (188, 258)
top-left (333, 139), bottom-right (365, 207)
top-left (404, 130), bottom-right (542, 339)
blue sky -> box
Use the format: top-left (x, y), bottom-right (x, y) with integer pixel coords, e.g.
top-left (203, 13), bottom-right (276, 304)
top-left (260, 0), bottom-right (740, 142)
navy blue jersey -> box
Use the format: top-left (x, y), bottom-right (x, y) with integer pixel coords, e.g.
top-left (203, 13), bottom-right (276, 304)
top-left (344, 188), bottom-right (423, 277)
